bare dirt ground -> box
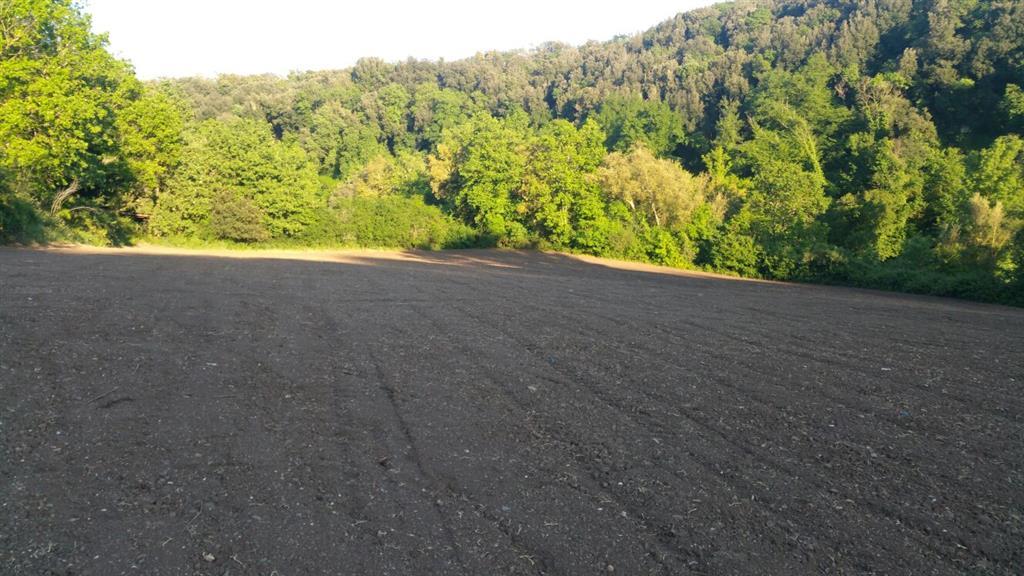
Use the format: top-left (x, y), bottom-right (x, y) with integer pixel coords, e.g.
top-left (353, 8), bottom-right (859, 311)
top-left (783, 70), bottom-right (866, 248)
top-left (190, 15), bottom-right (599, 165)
top-left (1, 246), bottom-right (1022, 575)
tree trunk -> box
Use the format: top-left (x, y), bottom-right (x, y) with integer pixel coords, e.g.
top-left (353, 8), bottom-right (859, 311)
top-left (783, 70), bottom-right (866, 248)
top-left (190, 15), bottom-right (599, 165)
top-left (50, 179), bottom-right (80, 216)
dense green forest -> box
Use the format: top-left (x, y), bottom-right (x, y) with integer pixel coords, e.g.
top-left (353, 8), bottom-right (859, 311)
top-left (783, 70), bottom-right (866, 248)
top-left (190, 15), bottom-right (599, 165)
top-left (2, 0), bottom-right (1023, 303)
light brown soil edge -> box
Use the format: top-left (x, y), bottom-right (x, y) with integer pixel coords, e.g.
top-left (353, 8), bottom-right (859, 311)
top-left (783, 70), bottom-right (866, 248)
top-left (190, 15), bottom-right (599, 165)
top-left (26, 243), bottom-right (776, 284)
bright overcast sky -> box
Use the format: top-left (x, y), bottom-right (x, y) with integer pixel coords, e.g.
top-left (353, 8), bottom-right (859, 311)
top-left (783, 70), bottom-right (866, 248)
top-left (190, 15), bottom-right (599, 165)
top-left (85, 0), bottom-right (718, 79)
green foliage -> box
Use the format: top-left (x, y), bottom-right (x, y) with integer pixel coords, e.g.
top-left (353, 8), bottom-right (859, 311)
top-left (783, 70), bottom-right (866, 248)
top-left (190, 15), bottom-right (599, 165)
top-left (411, 84), bottom-right (481, 150)
top-left (0, 0), bottom-right (187, 243)
top-left (56, 204), bottom-right (137, 246)
top-left (970, 135), bottom-right (1024, 214)
top-left (860, 140), bottom-right (925, 260)
top-left (116, 88), bottom-right (187, 217)
top-left (306, 102), bottom-right (386, 179)
top-left (597, 144), bottom-right (706, 231)
top-left (750, 54), bottom-right (852, 148)
top-left (0, 1), bottom-right (133, 213)
top-left (710, 212), bottom-right (761, 277)
top-left (370, 83), bottom-right (414, 152)
top-left (430, 113), bottom-right (530, 245)
top-left (0, 187), bottom-right (47, 244)
top-left (591, 95), bottom-right (684, 157)
top-left (736, 102), bottom-right (832, 278)
top-left (643, 227), bottom-right (687, 267)
top-left (523, 119), bottom-right (607, 249)
top-left (329, 196), bottom-right (479, 249)
top-left (835, 236), bottom-right (1022, 305)
top-left (920, 147), bottom-right (969, 234)
top-left (210, 190), bottom-right (270, 243)
top-left (335, 151), bottom-right (430, 200)
top-left (1005, 84), bottom-right (1024, 131)
top-left (150, 119), bottom-right (320, 240)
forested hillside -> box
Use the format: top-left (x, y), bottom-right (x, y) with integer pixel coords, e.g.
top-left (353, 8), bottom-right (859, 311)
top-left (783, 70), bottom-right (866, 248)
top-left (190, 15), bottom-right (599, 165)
top-left (2, 0), bottom-right (1023, 303)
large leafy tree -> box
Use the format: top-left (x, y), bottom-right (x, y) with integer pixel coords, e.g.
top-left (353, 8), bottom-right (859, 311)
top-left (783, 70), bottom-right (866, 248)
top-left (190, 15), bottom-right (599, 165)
top-left (305, 102), bottom-right (385, 179)
top-left (728, 99), bottom-right (832, 278)
top-left (597, 144), bottom-right (706, 231)
top-left (410, 84), bottom-right (481, 151)
top-left (115, 88), bottom-right (186, 219)
top-left (364, 83), bottom-right (414, 153)
top-left (0, 0), bottom-right (184, 245)
top-left (520, 119), bottom-right (607, 249)
top-left (150, 119), bottom-right (320, 240)
top-left (971, 135), bottom-right (1024, 214)
top-left (591, 94), bottom-right (685, 157)
top-left (334, 151), bottom-right (430, 201)
top-left (429, 113), bottom-right (531, 245)
top-left (0, 0), bottom-right (131, 210)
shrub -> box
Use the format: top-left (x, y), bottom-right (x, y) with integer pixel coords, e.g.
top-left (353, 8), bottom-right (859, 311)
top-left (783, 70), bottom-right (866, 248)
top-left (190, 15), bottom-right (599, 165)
top-left (710, 229), bottom-right (761, 277)
top-left (210, 190), bottom-right (270, 243)
top-left (332, 196), bottom-right (479, 249)
top-left (0, 192), bottom-right (47, 244)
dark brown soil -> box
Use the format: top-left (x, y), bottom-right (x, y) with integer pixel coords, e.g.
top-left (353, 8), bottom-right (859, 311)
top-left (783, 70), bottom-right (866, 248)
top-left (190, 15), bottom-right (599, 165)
top-left (1, 247), bottom-right (1022, 575)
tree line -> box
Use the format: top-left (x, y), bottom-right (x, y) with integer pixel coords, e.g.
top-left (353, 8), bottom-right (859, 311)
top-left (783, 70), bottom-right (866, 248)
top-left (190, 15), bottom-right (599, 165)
top-left (1, 0), bottom-right (1022, 303)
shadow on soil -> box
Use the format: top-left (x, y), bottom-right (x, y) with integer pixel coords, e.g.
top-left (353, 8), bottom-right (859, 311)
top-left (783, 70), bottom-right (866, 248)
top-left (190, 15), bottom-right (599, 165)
top-left (17, 245), bottom-right (1019, 315)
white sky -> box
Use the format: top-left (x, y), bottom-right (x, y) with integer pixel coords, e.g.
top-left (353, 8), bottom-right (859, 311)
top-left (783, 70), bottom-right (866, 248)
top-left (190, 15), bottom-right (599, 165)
top-left (85, 0), bottom-right (718, 79)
